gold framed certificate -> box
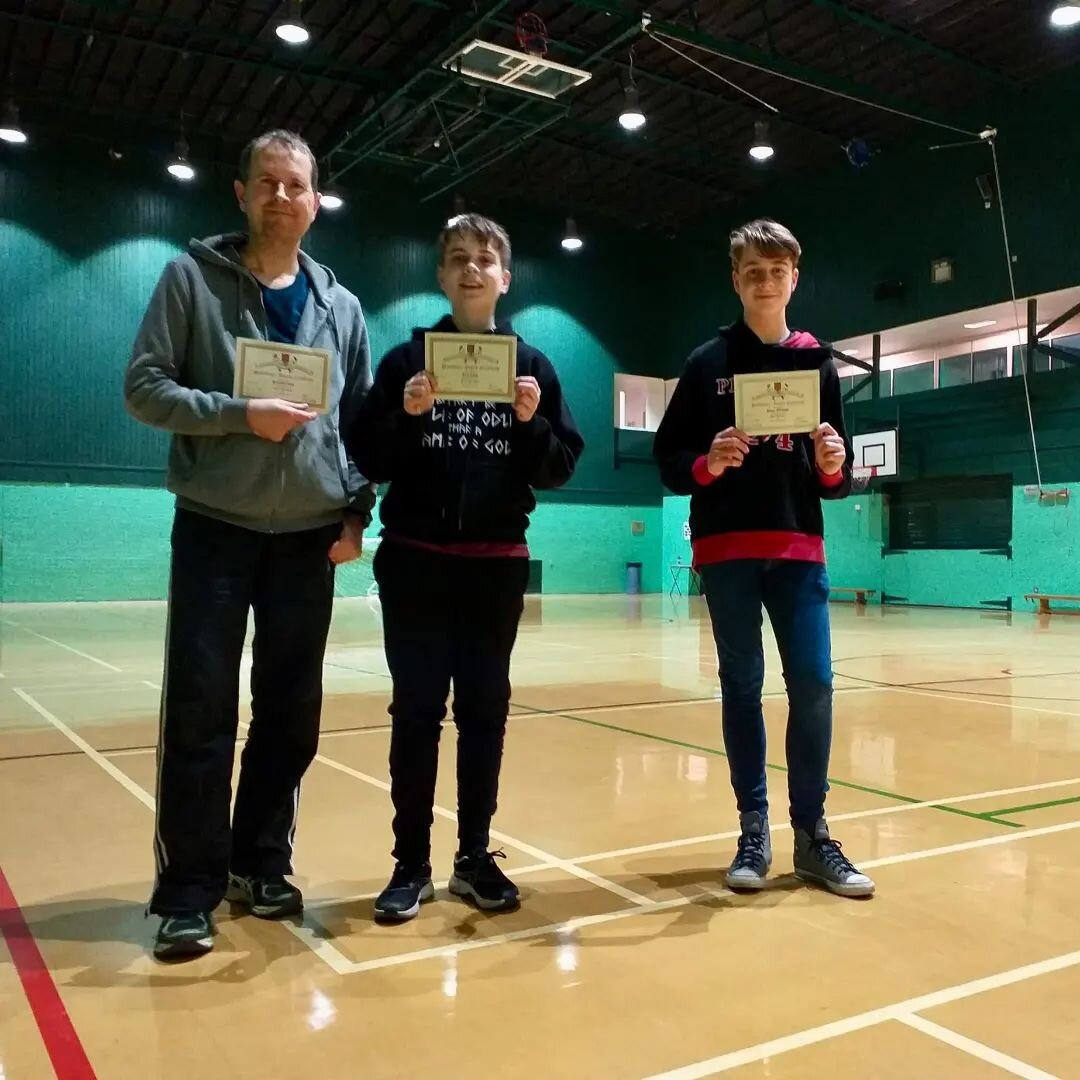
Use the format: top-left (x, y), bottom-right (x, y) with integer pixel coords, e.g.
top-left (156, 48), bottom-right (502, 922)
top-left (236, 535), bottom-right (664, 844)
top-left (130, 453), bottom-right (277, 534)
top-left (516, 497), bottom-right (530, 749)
top-left (424, 332), bottom-right (517, 403)
top-left (233, 338), bottom-right (331, 413)
top-left (734, 369), bottom-right (820, 436)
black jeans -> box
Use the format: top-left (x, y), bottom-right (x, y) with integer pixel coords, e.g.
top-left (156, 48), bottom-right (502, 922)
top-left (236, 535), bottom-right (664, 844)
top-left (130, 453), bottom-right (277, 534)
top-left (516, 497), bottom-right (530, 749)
top-left (373, 540), bottom-right (529, 866)
top-left (149, 508), bottom-right (338, 916)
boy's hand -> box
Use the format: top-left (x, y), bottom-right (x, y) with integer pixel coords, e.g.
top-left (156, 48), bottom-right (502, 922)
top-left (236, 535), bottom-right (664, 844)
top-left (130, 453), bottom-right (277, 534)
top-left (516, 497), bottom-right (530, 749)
top-left (707, 427), bottom-right (752, 477)
top-left (404, 372), bottom-right (437, 416)
top-left (813, 423), bottom-right (846, 475)
top-left (513, 376), bottom-right (541, 422)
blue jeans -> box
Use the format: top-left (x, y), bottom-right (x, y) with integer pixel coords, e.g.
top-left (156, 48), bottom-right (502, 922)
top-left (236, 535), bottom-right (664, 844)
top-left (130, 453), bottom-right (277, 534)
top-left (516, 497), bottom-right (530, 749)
top-left (699, 559), bottom-right (833, 833)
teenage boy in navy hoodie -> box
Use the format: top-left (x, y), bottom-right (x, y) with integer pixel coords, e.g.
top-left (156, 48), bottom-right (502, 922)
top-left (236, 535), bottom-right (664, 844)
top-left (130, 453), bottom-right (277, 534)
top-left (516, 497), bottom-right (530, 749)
top-left (653, 219), bottom-right (874, 898)
top-left (349, 213), bottom-right (584, 919)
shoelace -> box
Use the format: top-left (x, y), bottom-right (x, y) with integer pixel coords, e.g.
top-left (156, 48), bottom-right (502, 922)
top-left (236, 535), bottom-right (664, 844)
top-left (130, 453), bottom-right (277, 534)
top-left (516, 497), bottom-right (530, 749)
top-left (813, 838), bottom-right (858, 876)
top-left (732, 832), bottom-right (768, 870)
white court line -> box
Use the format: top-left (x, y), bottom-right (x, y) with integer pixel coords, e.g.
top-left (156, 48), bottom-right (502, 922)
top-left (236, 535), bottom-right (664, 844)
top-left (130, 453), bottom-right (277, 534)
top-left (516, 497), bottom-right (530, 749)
top-left (572, 775), bottom-right (1080, 865)
top-left (12, 687), bottom-right (358, 976)
top-left (100, 727), bottom-right (394, 758)
top-left (641, 949), bottom-right (1080, 1079)
top-left (332, 817), bottom-right (1080, 976)
top-left (305, 862), bottom-right (552, 910)
top-left (887, 683), bottom-right (1080, 718)
top-left (299, 737), bottom-right (652, 908)
top-left (896, 1015), bottom-right (1058, 1080)
top-left (1, 619), bottom-right (123, 672)
top-left (14, 689), bottom-right (155, 809)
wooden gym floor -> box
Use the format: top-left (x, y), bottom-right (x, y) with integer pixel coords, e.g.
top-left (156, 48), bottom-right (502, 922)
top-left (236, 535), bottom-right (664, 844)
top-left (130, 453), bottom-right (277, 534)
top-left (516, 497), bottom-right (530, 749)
top-left (2, 591), bottom-right (1079, 1079)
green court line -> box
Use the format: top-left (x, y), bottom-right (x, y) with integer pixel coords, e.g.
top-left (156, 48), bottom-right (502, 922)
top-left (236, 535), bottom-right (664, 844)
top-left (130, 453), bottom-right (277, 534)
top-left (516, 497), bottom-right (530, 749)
top-left (514, 704), bottom-right (1023, 829)
top-left (979, 794), bottom-right (1080, 817)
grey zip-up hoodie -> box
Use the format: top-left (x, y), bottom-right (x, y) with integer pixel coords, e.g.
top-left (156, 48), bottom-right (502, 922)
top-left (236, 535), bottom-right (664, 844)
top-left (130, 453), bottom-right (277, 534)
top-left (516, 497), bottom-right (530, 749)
top-left (124, 232), bottom-right (375, 533)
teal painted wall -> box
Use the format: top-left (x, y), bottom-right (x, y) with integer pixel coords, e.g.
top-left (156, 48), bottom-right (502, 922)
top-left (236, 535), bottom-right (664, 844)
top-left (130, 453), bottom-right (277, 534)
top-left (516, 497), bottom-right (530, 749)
top-left (820, 485), bottom-right (1077, 611)
top-left (0, 484), bottom-right (660, 601)
top-left (0, 143), bottom-right (665, 601)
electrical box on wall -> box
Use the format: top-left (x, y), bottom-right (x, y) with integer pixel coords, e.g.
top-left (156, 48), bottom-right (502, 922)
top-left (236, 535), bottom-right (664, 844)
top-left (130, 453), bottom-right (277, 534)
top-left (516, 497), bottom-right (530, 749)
top-left (631, 521), bottom-right (645, 536)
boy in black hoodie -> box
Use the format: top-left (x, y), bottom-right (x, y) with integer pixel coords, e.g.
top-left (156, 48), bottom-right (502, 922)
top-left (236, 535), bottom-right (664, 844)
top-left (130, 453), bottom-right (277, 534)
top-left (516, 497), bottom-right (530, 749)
top-left (653, 219), bottom-right (874, 898)
top-left (350, 213), bottom-right (584, 920)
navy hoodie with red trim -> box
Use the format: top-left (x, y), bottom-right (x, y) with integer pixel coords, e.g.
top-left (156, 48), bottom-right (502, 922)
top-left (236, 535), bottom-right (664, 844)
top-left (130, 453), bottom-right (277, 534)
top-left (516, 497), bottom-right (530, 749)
top-left (347, 315), bottom-right (584, 548)
top-left (652, 319), bottom-right (852, 567)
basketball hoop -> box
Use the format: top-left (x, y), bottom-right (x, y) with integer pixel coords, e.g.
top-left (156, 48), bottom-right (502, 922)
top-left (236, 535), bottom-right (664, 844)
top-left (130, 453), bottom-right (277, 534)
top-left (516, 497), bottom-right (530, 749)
top-left (851, 466), bottom-right (876, 492)
top-left (516, 12), bottom-right (548, 57)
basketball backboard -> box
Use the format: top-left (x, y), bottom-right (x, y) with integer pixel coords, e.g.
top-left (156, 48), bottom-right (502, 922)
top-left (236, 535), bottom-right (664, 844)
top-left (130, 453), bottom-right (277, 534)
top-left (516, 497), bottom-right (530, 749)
top-left (442, 39), bottom-right (592, 100)
top-left (852, 429), bottom-right (898, 478)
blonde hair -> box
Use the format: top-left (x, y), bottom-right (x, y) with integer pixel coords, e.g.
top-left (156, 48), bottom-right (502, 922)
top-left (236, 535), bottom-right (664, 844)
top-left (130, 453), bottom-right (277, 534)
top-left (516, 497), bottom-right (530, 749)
top-left (729, 218), bottom-right (801, 269)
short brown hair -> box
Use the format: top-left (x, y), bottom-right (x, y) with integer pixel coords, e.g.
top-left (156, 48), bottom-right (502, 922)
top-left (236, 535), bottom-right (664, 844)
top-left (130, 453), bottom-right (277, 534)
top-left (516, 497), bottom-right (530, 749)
top-left (239, 129), bottom-right (319, 191)
top-left (729, 218), bottom-right (801, 269)
top-left (438, 212), bottom-right (512, 268)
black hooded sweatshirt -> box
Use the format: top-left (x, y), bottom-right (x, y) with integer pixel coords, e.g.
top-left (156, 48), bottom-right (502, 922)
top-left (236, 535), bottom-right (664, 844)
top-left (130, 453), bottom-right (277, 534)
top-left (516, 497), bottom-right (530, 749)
top-left (348, 315), bottom-right (584, 554)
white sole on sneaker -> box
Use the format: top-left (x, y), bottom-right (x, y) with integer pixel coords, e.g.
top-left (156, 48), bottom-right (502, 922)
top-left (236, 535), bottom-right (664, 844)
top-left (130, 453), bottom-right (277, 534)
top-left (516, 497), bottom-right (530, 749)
top-left (795, 869), bottom-right (876, 898)
top-left (447, 875), bottom-right (519, 911)
top-left (374, 880), bottom-right (435, 922)
top-left (725, 868), bottom-right (771, 891)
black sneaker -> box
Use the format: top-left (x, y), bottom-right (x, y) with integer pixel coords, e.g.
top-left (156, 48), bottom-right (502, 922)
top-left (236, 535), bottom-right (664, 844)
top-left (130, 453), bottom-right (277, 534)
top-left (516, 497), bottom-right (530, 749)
top-left (793, 820), bottom-right (875, 898)
top-left (154, 912), bottom-right (214, 960)
top-left (373, 863), bottom-right (435, 922)
top-left (225, 872), bottom-right (303, 918)
top-left (448, 849), bottom-right (520, 912)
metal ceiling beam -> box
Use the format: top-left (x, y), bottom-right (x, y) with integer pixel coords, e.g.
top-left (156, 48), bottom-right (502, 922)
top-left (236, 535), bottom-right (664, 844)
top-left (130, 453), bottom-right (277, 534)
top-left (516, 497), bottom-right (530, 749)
top-left (415, 18), bottom-right (644, 185)
top-left (807, 0), bottom-right (1016, 87)
top-left (566, 0), bottom-right (985, 136)
top-left (323, 0), bottom-right (513, 172)
top-left (0, 12), bottom-right (389, 92)
top-left (41, 0), bottom-right (388, 87)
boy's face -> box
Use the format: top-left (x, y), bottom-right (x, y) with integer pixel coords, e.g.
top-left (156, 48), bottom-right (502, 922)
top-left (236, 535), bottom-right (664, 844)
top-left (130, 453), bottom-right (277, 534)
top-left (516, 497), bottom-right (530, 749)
top-left (732, 247), bottom-right (799, 319)
top-left (437, 233), bottom-right (511, 315)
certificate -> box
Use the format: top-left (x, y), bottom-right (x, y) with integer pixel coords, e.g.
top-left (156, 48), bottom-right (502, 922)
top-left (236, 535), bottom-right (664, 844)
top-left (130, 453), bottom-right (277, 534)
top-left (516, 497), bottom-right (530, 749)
top-left (734, 369), bottom-right (820, 436)
top-left (233, 338), bottom-right (331, 413)
top-left (424, 332), bottom-right (516, 403)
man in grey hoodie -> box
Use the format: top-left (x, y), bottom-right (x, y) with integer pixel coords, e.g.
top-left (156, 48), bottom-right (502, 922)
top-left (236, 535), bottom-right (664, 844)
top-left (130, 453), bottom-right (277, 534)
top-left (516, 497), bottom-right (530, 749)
top-left (125, 129), bottom-right (374, 960)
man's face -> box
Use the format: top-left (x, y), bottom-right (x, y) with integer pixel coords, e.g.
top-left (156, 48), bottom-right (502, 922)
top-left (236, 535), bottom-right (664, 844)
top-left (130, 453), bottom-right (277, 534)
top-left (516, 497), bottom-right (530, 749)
top-left (732, 247), bottom-right (799, 319)
top-left (234, 143), bottom-right (320, 243)
top-left (437, 232), bottom-right (511, 313)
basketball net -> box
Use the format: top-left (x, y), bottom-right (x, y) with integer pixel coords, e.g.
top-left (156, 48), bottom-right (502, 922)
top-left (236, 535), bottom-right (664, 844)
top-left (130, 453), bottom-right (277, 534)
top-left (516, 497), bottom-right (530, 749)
top-left (851, 466), bottom-right (876, 492)
top-left (516, 12), bottom-right (548, 57)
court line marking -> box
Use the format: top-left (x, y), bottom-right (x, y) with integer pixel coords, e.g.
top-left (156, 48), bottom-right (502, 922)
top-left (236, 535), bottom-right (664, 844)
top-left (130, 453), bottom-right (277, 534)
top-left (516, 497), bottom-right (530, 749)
top-left (886, 684), bottom-right (1080, 718)
top-left (330, 817), bottom-right (1080, 976)
top-left (12, 689), bottom-right (358, 976)
top-left (896, 1015), bottom-right (1058, 1080)
top-left (571, 776), bottom-right (1080, 865)
top-left (641, 949), bottom-right (1080, 1079)
top-left (0, 620), bottom-right (123, 673)
top-left (293, 735), bottom-right (653, 909)
top-left (14, 689), bottom-right (155, 810)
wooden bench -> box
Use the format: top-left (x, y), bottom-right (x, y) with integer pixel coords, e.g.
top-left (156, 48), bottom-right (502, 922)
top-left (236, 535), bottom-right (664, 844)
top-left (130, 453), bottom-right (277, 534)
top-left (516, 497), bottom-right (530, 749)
top-left (831, 587), bottom-right (877, 606)
top-left (1024, 593), bottom-right (1080, 615)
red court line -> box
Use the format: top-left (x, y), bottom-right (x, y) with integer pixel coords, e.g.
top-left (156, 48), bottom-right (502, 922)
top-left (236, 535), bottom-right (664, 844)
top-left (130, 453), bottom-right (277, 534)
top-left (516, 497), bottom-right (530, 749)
top-left (0, 863), bottom-right (97, 1079)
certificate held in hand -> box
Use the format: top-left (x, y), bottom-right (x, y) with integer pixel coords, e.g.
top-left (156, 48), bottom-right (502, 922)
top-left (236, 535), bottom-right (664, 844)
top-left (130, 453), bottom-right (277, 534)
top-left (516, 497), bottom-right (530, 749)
top-left (424, 332), bottom-right (517, 404)
top-left (734, 369), bottom-right (820, 436)
top-left (233, 338), bottom-right (331, 414)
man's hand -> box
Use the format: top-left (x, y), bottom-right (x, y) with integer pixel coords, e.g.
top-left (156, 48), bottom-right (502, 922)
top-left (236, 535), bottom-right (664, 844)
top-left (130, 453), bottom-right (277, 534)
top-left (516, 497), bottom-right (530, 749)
top-left (246, 399), bottom-right (317, 442)
top-left (513, 376), bottom-right (541, 423)
top-left (328, 516), bottom-right (364, 565)
top-left (813, 422), bottom-right (846, 475)
top-left (404, 372), bottom-right (438, 416)
top-left (707, 427), bottom-right (753, 477)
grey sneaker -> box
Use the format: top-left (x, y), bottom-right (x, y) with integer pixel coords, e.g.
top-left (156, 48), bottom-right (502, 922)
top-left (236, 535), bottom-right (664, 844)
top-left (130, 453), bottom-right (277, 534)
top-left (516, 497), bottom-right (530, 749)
top-left (793, 820), bottom-right (875, 897)
top-left (725, 811), bottom-right (772, 890)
